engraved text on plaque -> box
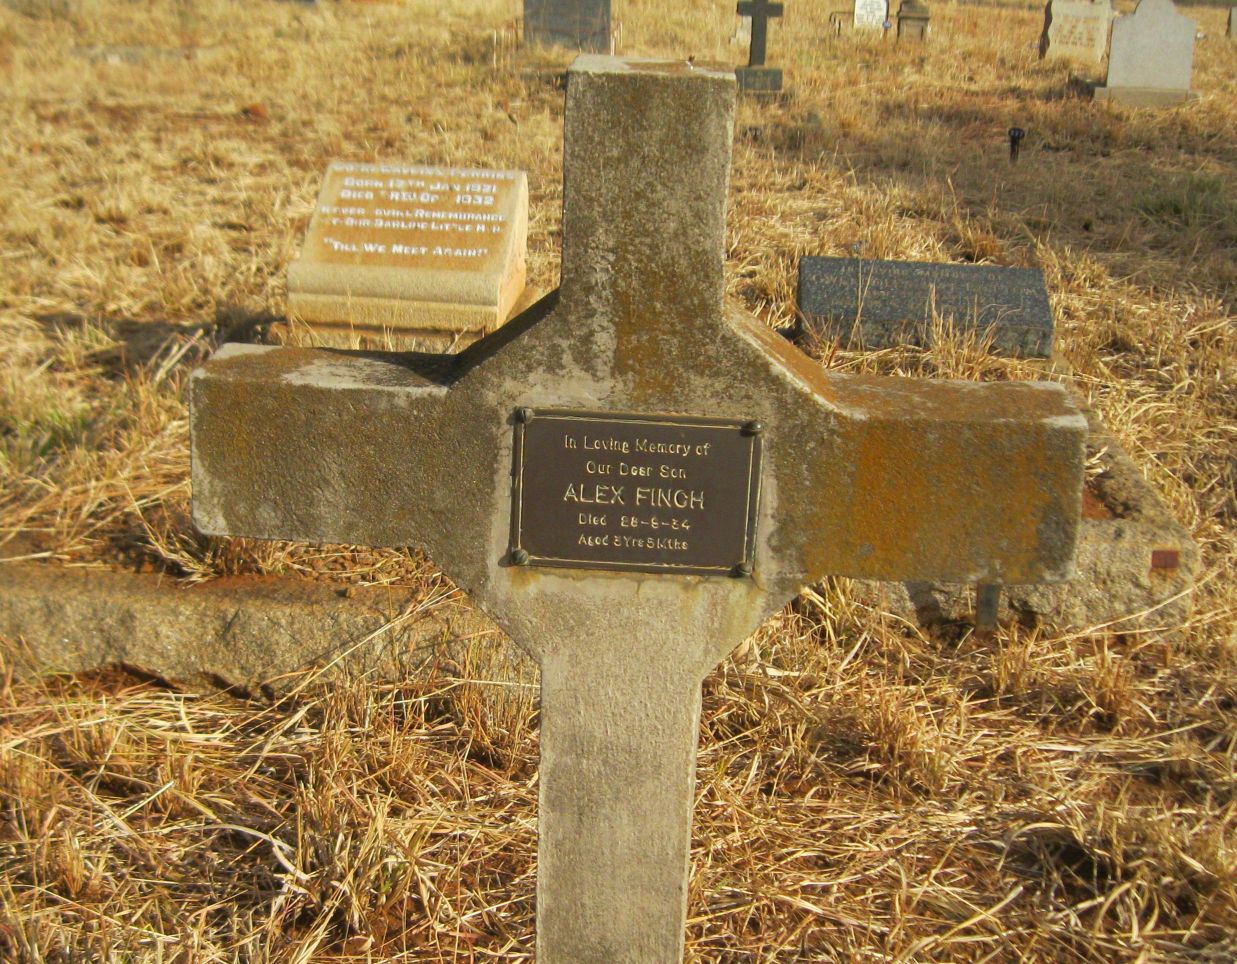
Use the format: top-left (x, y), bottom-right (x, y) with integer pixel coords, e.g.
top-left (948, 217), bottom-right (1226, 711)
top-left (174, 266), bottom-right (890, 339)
top-left (509, 409), bottom-right (763, 576)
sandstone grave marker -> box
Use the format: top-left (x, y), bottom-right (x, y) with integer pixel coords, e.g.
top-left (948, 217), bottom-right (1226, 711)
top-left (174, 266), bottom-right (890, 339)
top-left (1094, 0), bottom-right (1197, 106)
top-left (797, 256), bottom-right (1055, 357)
top-left (854, 0), bottom-right (888, 30)
top-left (524, 0), bottom-right (611, 52)
top-left (1039, 0), bottom-right (1113, 65)
top-left (192, 56), bottom-right (1085, 962)
top-left (896, 0), bottom-right (930, 41)
top-left (735, 0), bottom-right (784, 93)
top-left (285, 162), bottom-right (528, 351)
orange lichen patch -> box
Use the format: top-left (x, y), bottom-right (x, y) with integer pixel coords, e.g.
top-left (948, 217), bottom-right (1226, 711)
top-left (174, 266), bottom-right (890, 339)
top-left (1082, 482), bottom-right (1115, 520)
top-left (802, 402), bottom-right (1083, 585)
top-left (730, 308), bottom-right (838, 402)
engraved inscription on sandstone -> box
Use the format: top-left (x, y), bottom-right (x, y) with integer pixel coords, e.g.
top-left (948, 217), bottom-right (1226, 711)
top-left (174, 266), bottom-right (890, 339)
top-left (509, 410), bottom-right (764, 576)
top-left (304, 162), bottom-right (521, 273)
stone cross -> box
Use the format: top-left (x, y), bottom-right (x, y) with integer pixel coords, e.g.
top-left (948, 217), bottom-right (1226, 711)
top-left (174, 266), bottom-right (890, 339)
top-left (735, 0), bottom-right (785, 93)
top-left (191, 56), bottom-right (1085, 963)
top-left (737, 0), bottom-right (782, 66)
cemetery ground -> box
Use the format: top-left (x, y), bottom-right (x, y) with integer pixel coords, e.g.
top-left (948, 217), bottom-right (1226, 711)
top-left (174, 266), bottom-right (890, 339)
top-left (0, 0), bottom-right (1233, 959)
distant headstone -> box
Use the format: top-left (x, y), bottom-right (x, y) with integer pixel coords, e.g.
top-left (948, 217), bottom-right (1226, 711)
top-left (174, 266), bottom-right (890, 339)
top-left (854, 0), bottom-right (887, 29)
top-left (2, 0), bottom-right (86, 17)
top-left (70, 44), bottom-right (224, 65)
top-left (193, 56), bottom-right (1084, 963)
top-left (797, 256), bottom-right (1055, 357)
top-left (735, 0), bottom-right (784, 93)
top-left (896, 0), bottom-right (930, 40)
top-left (1094, 0), bottom-right (1197, 106)
top-left (285, 162), bottom-right (528, 351)
top-left (524, 0), bottom-right (611, 52)
top-left (730, 14), bottom-right (752, 45)
top-left (1038, 0), bottom-right (1113, 64)
top-left (830, 9), bottom-right (855, 34)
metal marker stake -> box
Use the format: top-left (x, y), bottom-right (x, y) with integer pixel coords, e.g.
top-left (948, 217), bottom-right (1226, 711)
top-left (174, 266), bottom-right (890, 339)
top-left (975, 582), bottom-right (1001, 633)
top-left (1008, 127), bottom-right (1025, 163)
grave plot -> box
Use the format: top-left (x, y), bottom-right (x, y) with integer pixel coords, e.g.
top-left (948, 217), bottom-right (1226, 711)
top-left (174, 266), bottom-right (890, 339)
top-left (0, 1), bottom-right (1232, 960)
top-left (193, 55), bottom-right (1085, 962)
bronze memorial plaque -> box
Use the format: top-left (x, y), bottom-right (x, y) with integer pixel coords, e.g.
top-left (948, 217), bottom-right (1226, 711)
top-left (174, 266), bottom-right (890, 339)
top-left (509, 408), bottom-right (763, 576)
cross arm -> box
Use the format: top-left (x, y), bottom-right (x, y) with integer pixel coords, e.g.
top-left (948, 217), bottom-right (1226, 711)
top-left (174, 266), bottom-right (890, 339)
top-left (730, 315), bottom-right (1086, 592)
top-left (809, 374), bottom-right (1087, 585)
top-left (736, 2), bottom-right (784, 15)
top-left (189, 344), bottom-right (483, 569)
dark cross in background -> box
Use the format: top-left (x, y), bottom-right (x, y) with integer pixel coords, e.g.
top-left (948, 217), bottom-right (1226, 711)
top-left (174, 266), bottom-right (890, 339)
top-left (736, 0), bottom-right (784, 93)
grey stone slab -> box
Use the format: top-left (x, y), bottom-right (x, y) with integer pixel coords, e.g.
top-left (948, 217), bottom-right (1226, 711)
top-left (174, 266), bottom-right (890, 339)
top-left (1093, 85), bottom-right (1197, 107)
top-left (730, 14), bottom-right (752, 45)
top-left (192, 56), bottom-right (1085, 962)
top-left (797, 256), bottom-right (1055, 358)
top-left (1039, 0), bottom-right (1113, 65)
top-left (1095, 0), bottom-right (1196, 103)
top-left (736, 65), bottom-right (782, 92)
top-left (524, 0), bottom-right (611, 52)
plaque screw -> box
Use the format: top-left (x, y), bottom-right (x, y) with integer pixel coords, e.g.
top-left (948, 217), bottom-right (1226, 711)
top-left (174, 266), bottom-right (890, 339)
top-left (732, 561), bottom-right (753, 578)
top-left (515, 407), bottom-right (534, 424)
top-left (510, 548), bottom-right (530, 565)
top-left (742, 421), bottom-right (764, 436)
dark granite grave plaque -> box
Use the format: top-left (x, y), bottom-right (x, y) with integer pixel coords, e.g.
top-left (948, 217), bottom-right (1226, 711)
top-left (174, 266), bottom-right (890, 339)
top-left (797, 256), bottom-right (1054, 358)
top-left (509, 409), bottom-right (763, 577)
top-left (736, 67), bottom-right (783, 92)
top-left (524, 0), bottom-right (611, 52)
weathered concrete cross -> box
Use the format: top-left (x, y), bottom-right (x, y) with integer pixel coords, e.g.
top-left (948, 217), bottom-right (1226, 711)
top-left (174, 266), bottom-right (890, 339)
top-left (191, 57), bottom-right (1084, 963)
top-left (737, 0), bottom-right (783, 66)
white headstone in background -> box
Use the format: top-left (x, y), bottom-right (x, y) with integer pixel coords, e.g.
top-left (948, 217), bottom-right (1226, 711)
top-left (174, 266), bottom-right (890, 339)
top-left (1094, 0), bottom-right (1196, 106)
top-left (1039, 0), bottom-right (1113, 65)
top-left (854, 0), bottom-right (887, 29)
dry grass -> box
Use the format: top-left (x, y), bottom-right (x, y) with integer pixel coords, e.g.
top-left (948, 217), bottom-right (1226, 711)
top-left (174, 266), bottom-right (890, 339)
top-left (0, 0), bottom-right (1235, 959)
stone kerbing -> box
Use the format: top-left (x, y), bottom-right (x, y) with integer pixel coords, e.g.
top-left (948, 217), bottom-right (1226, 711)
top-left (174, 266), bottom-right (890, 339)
top-left (852, 406), bottom-right (1200, 632)
top-left (0, 561), bottom-right (530, 695)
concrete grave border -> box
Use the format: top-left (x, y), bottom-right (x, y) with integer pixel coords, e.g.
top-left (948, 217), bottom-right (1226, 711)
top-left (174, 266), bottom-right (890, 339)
top-left (0, 561), bottom-right (531, 694)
